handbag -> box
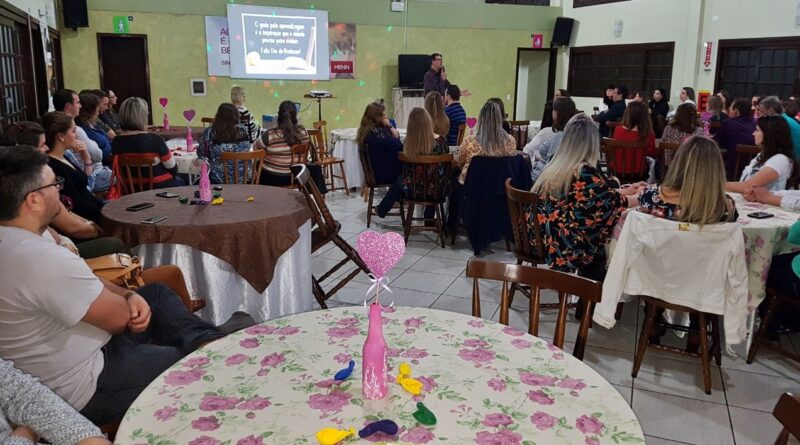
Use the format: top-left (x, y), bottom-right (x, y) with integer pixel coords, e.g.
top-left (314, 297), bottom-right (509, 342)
top-left (85, 253), bottom-right (144, 289)
top-left (105, 155), bottom-right (123, 200)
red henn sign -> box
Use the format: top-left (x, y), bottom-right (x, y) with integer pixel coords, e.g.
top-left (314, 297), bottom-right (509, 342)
top-left (330, 60), bottom-right (354, 74)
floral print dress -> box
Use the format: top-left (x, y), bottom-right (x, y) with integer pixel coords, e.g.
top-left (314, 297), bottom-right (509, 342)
top-left (530, 165), bottom-right (628, 273)
top-left (637, 185), bottom-right (738, 222)
top-left (197, 126), bottom-right (252, 184)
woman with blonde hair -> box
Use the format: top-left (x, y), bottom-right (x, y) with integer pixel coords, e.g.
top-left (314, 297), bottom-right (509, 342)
top-left (424, 91), bottom-right (450, 138)
top-left (230, 85), bottom-right (260, 142)
top-left (455, 101), bottom-right (517, 185)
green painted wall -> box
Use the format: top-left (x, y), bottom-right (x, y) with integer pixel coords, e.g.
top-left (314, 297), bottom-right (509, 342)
top-left (62, 2), bottom-right (560, 128)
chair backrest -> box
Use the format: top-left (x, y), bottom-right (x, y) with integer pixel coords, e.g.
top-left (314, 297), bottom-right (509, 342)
top-left (509, 120), bottom-right (530, 150)
top-left (220, 149), bottom-right (264, 184)
top-left (457, 123), bottom-right (466, 145)
top-left (358, 143), bottom-right (381, 187)
top-left (307, 129), bottom-right (323, 163)
top-left (290, 143), bottom-right (310, 165)
top-left (398, 153), bottom-right (453, 203)
top-left (201, 117), bottom-right (214, 127)
top-left (734, 144), bottom-right (761, 179)
top-left (117, 154), bottom-right (157, 195)
top-left (466, 259), bottom-right (602, 360)
top-left (312, 120), bottom-right (329, 157)
top-left (603, 137), bottom-right (650, 183)
top-left (505, 178), bottom-right (545, 263)
top-left (291, 164), bottom-right (337, 237)
top-left (773, 392), bottom-right (800, 445)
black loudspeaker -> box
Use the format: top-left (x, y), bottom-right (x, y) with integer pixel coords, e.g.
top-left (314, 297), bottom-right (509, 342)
top-left (551, 17), bottom-right (575, 47)
top-left (63, 0), bottom-right (89, 29)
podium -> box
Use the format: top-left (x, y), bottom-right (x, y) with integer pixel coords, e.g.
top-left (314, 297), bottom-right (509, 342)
top-left (303, 94), bottom-right (336, 122)
top-left (391, 87), bottom-right (424, 129)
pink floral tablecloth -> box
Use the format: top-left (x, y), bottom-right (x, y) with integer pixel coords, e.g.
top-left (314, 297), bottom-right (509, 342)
top-left (115, 307), bottom-right (643, 445)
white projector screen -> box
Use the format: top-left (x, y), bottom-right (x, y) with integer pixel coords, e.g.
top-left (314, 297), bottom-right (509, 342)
top-left (227, 4), bottom-right (330, 80)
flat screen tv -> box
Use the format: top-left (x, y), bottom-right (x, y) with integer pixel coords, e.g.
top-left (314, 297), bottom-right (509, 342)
top-left (398, 54), bottom-right (430, 88)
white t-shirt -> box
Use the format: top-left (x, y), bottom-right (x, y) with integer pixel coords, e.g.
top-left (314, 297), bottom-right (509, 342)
top-left (0, 226), bottom-right (108, 410)
top-left (740, 153), bottom-right (794, 191)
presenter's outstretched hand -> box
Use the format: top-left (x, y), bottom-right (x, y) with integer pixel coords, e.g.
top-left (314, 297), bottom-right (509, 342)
top-left (461, 89), bottom-right (471, 97)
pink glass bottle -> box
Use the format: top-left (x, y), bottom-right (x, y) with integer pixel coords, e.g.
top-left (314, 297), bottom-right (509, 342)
top-left (362, 302), bottom-right (388, 400)
top-left (163, 111), bottom-right (170, 130)
top-left (199, 161), bottom-right (211, 202)
top-left (186, 128), bottom-right (194, 153)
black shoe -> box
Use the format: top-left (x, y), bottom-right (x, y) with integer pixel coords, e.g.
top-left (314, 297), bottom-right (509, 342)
top-left (217, 311), bottom-right (256, 334)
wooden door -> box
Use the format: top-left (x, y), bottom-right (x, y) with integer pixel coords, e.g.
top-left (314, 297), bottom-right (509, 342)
top-left (716, 37), bottom-right (800, 99)
top-left (97, 33), bottom-right (152, 122)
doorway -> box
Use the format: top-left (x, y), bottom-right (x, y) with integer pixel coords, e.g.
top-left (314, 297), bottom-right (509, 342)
top-left (514, 48), bottom-right (557, 121)
top-left (715, 36), bottom-right (800, 99)
top-left (97, 33), bottom-right (152, 122)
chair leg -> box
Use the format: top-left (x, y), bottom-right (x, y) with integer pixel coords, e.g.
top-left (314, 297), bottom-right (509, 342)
top-left (366, 187), bottom-right (374, 228)
top-left (747, 292), bottom-right (778, 364)
top-left (632, 301), bottom-right (657, 377)
top-left (509, 259), bottom-right (523, 306)
top-left (710, 314), bottom-right (722, 366)
top-left (434, 204), bottom-right (445, 248)
top-left (698, 312), bottom-right (711, 394)
top-left (399, 200), bottom-right (406, 227)
top-left (403, 202), bottom-right (414, 245)
top-left (339, 163), bottom-right (350, 196)
top-left (528, 286), bottom-right (541, 336)
top-left (499, 281), bottom-right (510, 326)
top-left (312, 275), bottom-right (327, 309)
top-left (327, 165), bottom-right (335, 194)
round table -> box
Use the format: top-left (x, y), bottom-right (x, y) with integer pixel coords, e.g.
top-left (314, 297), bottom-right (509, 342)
top-left (329, 128), bottom-right (406, 191)
top-left (150, 125), bottom-right (205, 141)
top-left (115, 307), bottom-right (644, 445)
top-left (101, 185), bottom-right (314, 325)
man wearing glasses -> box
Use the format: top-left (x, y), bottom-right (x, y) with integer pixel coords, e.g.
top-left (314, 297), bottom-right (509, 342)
top-left (0, 147), bottom-right (224, 427)
top-left (423, 53), bottom-right (470, 98)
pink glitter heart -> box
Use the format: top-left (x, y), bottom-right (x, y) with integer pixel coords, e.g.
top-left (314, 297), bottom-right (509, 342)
top-left (466, 117), bottom-right (478, 129)
top-left (183, 109), bottom-right (196, 122)
top-left (356, 231), bottom-right (405, 278)
top-left (159, 97), bottom-right (168, 107)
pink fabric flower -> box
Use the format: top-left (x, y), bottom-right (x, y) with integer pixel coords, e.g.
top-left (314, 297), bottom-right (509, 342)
top-left (527, 390), bottom-right (555, 405)
top-left (260, 353), bottom-right (286, 368)
top-left (458, 348), bottom-right (496, 365)
top-left (400, 426), bottom-right (435, 444)
top-left (404, 317), bottom-right (423, 328)
top-left (417, 376), bottom-right (436, 393)
top-left (183, 357), bottom-right (210, 367)
top-left (576, 415), bottom-right (604, 434)
top-left (401, 347), bottom-right (429, 359)
top-left (481, 413), bottom-right (513, 427)
top-left (585, 438), bottom-right (600, 445)
top-left (327, 326), bottom-right (359, 338)
top-left (474, 429), bottom-right (523, 445)
top-left (530, 411), bottom-right (557, 430)
top-left (337, 317), bottom-right (360, 326)
top-left (154, 406), bottom-right (177, 421)
top-left (199, 395), bottom-right (239, 411)
top-left (487, 378), bottom-right (507, 392)
top-left (191, 416), bottom-right (220, 431)
top-left (224, 354), bottom-right (249, 366)
top-left (558, 377), bottom-right (587, 390)
top-left (334, 353), bottom-right (351, 364)
top-left (467, 319), bottom-right (485, 328)
top-left (235, 435), bottom-right (263, 445)
top-left (387, 347), bottom-right (402, 358)
top-left (307, 390), bottom-right (352, 413)
top-left (464, 338), bottom-right (490, 348)
top-left (164, 368), bottom-right (205, 386)
top-left (519, 371), bottom-right (557, 387)
top-left (275, 326), bottom-right (300, 335)
top-left (256, 368), bottom-right (270, 377)
top-left (238, 396), bottom-right (271, 410)
top-left (510, 339), bottom-right (532, 349)
top-left (315, 379), bottom-right (335, 388)
top-left (188, 436), bottom-right (220, 445)
top-left (239, 338), bottom-right (260, 348)
top-left (502, 326), bottom-right (524, 337)
top-left (244, 325), bottom-right (277, 335)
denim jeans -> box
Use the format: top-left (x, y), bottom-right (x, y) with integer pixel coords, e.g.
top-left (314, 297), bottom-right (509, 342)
top-left (79, 283), bottom-right (224, 425)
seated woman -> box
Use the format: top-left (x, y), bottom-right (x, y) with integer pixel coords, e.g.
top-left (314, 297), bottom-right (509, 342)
top-left (424, 91), bottom-right (450, 139)
top-left (75, 93), bottom-right (112, 166)
top-left (488, 97), bottom-right (513, 134)
top-left (529, 114), bottom-right (630, 281)
top-left (527, 96), bottom-right (577, 183)
top-left (456, 101), bottom-right (517, 185)
top-left (540, 89), bottom-right (569, 129)
top-left (230, 85), bottom-right (261, 143)
top-left (255, 100), bottom-right (310, 186)
top-left (42, 111), bottom-right (104, 224)
top-left (704, 95), bottom-right (727, 123)
top-left (661, 103), bottom-right (704, 166)
top-left (356, 101), bottom-right (403, 188)
top-left (198, 103), bottom-right (251, 184)
top-left (112, 97), bottom-right (184, 189)
top-left (726, 115), bottom-right (798, 193)
top-left (0, 358), bottom-right (110, 445)
top-left (648, 88), bottom-right (669, 138)
top-left (611, 100), bottom-right (657, 178)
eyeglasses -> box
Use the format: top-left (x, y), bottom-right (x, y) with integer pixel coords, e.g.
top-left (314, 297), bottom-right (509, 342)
top-left (28, 176), bottom-right (64, 195)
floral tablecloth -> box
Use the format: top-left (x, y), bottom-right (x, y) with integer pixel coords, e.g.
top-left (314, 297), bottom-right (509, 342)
top-left (116, 307), bottom-right (643, 445)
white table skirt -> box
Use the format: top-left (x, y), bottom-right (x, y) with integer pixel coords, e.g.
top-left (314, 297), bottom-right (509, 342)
top-left (330, 128), bottom-right (406, 190)
top-left (134, 220), bottom-right (313, 326)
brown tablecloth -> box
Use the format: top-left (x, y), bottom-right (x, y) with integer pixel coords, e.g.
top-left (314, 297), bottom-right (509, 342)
top-left (149, 126), bottom-right (205, 141)
top-left (101, 185), bottom-right (312, 293)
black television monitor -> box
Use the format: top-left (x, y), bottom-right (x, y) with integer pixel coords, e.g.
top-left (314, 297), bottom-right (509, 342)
top-left (398, 54), bottom-right (430, 88)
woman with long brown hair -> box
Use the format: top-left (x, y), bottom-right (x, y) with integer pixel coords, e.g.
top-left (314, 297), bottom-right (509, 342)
top-left (611, 101), bottom-right (657, 177)
top-left (198, 103), bottom-right (251, 184)
top-left (424, 91), bottom-right (450, 138)
top-left (661, 103), bottom-right (704, 165)
top-left (727, 115), bottom-right (798, 192)
top-left (254, 100), bottom-right (310, 186)
top-left (356, 101), bottom-right (402, 190)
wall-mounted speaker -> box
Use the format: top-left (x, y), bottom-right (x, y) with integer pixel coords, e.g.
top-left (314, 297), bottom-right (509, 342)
top-left (551, 17), bottom-right (575, 47)
top-left (63, 0), bottom-right (89, 29)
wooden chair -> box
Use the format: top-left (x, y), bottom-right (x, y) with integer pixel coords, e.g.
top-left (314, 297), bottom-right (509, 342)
top-left (358, 144), bottom-right (404, 228)
top-left (656, 141), bottom-right (681, 181)
top-left (633, 297), bottom-right (722, 394)
top-left (117, 154), bottom-right (157, 195)
top-left (399, 153), bottom-right (453, 248)
top-left (201, 117), bottom-right (214, 127)
top-left (509, 120), bottom-right (530, 150)
top-left (456, 123), bottom-right (466, 146)
top-left (465, 260), bottom-right (602, 361)
top-left (773, 393), bottom-right (800, 445)
top-left (734, 144), bottom-right (761, 179)
top-left (290, 164), bottom-right (371, 308)
top-left (746, 287), bottom-right (800, 365)
top-left (220, 149), bottom-right (264, 184)
top-left (311, 122), bottom-right (349, 195)
top-left (602, 137), bottom-right (651, 183)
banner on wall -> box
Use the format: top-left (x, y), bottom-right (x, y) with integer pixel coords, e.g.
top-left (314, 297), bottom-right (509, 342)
top-left (205, 16), bottom-right (231, 76)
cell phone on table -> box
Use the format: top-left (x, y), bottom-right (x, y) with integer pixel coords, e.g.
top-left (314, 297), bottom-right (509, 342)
top-left (126, 202), bottom-right (155, 212)
top-left (140, 215), bottom-right (167, 224)
top-left (747, 211), bottom-right (774, 219)
top-left (156, 192), bottom-right (180, 198)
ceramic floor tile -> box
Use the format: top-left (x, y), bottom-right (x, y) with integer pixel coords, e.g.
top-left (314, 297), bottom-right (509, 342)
top-left (719, 342), bottom-right (800, 379)
top-left (409, 256), bottom-right (467, 276)
top-left (722, 367), bottom-right (800, 412)
top-left (612, 383), bottom-right (633, 405)
top-left (327, 281), bottom-right (372, 305)
top-left (311, 257), bottom-right (349, 278)
top-left (632, 389), bottom-right (734, 445)
top-left (643, 436), bottom-right (695, 445)
top-left (729, 405), bottom-right (799, 445)
top-left (424, 243), bottom-right (476, 261)
top-left (536, 317), bottom-right (638, 353)
top-left (633, 354), bottom-right (726, 404)
top-left (392, 270), bottom-right (457, 294)
top-left (431, 294), bottom-right (499, 319)
top-left (351, 267), bottom-right (405, 285)
top-left (579, 346), bottom-right (636, 388)
top-left (441, 275), bottom-right (530, 310)
top-left (401, 241), bottom-right (436, 257)
top-left (387, 287), bottom-right (441, 308)
top-left (490, 305), bottom-right (531, 333)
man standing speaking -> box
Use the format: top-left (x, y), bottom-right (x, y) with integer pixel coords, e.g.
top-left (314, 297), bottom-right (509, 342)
top-left (423, 53), bottom-right (469, 97)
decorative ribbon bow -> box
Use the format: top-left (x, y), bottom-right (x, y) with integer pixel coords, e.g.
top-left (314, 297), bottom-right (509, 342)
top-left (364, 273), bottom-right (395, 310)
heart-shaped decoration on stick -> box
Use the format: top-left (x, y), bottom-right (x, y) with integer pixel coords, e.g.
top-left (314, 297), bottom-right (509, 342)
top-left (356, 231), bottom-right (405, 279)
top-left (183, 109), bottom-right (196, 122)
top-left (466, 117), bottom-right (478, 129)
top-left (159, 97), bottom-right (169, 108)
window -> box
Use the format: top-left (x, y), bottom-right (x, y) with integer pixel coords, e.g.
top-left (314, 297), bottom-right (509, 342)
top-left (486, 0), bottom-right (550, 5)
top-left (567, 42), bottom-right (674, 97)
top-left (0, 19), bottom-right (26, 129)
top-left (716, 37), bottom-right (800, 100)
top-left (573, 0), bottom-right (630, 7)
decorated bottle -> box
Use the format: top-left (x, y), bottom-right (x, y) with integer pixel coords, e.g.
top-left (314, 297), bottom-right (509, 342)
top-left (362, 302), bottom-right (388, 400)
top-left (199, 160), bottom-right (211, 202)
top-left (163, 112), bottom-right (170, 130)
top-left (186, 128), bottom-right (194, 153)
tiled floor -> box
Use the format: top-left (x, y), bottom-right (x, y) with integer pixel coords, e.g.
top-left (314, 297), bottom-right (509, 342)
top-left (315, 190), bottom-right (800, 445)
